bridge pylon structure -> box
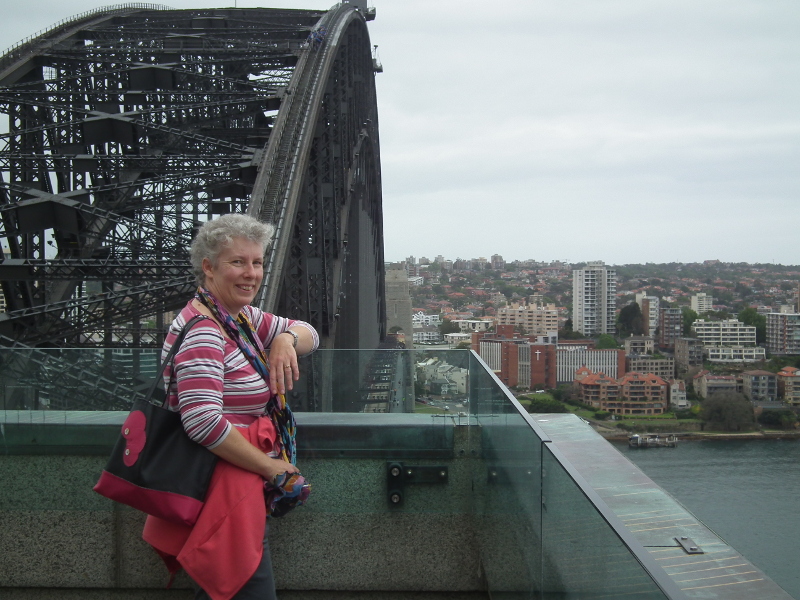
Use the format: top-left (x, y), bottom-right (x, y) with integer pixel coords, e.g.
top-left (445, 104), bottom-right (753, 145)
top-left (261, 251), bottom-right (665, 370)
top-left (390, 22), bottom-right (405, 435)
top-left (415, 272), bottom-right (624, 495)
top-left (0, 2), bottom-right (386, 352)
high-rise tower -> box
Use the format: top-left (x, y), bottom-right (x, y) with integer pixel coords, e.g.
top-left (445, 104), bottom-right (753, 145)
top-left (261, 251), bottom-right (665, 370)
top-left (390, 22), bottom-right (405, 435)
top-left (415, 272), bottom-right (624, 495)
top-left (572, 261), bottom-right (617, 336)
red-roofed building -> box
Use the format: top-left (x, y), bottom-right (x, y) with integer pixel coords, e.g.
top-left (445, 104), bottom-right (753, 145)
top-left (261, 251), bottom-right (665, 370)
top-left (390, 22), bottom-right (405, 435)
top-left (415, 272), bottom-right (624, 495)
top-left (574, 370), bottom-right (668, 415)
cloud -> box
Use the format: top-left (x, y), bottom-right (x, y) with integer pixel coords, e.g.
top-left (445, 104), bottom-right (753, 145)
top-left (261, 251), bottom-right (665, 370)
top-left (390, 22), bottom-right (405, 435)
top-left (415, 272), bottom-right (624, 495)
top-left (2, 0), bottom-right (800, 264)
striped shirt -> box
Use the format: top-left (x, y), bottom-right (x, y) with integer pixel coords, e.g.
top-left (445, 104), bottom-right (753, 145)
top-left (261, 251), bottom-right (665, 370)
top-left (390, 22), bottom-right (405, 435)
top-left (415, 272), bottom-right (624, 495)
top-left (162, 301), bottom-right (319, 449)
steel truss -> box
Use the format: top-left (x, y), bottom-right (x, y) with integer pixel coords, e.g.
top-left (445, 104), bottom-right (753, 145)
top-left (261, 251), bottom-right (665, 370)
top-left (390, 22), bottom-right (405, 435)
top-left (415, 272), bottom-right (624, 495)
top-left (0, 4), bottom-right (385, 353)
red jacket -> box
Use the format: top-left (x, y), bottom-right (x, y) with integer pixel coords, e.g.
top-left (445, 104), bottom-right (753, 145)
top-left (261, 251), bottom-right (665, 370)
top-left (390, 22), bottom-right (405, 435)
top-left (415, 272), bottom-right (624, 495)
top-left (143, 417), bottom-right (275, 600)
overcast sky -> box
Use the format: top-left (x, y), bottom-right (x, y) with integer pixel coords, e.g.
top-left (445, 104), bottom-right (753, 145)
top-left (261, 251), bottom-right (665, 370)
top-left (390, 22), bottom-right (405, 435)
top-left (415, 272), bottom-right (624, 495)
top-left (3, 1), bottom-right (799, 265)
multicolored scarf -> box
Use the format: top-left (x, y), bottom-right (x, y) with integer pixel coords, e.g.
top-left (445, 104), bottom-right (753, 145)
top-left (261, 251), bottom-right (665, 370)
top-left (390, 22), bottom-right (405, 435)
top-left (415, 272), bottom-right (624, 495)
top-left (194, 286), bottom-right (297, 465)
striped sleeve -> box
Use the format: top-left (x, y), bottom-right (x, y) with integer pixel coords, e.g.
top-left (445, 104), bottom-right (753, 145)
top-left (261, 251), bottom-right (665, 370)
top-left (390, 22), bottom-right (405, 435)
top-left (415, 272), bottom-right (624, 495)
top-left (172, 321), bottom-right (232, 448)
top-left (246, 306), bottom-right (319, 354)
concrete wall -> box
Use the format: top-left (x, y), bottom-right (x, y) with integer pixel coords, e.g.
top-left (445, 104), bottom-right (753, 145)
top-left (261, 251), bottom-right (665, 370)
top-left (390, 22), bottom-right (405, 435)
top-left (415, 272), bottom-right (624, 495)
top-left (0, 425), bottom-right (486, 597)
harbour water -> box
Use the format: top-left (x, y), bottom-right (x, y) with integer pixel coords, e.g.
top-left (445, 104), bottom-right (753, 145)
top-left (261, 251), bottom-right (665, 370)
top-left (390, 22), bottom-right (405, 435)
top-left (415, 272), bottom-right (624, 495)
top-left (617, 438), bottom-right (800, 599)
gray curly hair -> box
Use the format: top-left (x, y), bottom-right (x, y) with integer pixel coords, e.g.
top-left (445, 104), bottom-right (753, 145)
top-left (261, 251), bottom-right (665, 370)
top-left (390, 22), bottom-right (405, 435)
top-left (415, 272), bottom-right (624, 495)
top-left (190, 214), bottom-right (275, 286)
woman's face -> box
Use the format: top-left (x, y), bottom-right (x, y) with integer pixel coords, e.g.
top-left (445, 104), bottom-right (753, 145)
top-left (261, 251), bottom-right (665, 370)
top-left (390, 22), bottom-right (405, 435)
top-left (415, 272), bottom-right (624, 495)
top-left (202, 237), bottom-right (264, 314)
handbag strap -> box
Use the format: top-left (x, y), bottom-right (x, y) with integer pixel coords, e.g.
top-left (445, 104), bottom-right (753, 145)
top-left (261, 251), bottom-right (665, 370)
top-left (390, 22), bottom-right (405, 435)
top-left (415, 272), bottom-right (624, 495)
top-left (144, 314), bottom-right (209, 407)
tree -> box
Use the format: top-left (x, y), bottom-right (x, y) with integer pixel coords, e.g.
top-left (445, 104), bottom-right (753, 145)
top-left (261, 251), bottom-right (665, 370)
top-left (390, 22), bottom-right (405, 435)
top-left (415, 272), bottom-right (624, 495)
top-left (439, 318), bottom-right (460, 335)
top-left (617, 302), bottom-right (645, 337)
top-left (682, 307), bottom-right (699, 336)
top-left (758, 409), bottom-right (798, 430)
top-left (596, 334), bottom-right (619, 349)
top-left (700, 392), bottom-right (755, 432)
top-left (526, 396), bottom-right (569, 413)
top-left (738, 307), bottom-right (766, 344)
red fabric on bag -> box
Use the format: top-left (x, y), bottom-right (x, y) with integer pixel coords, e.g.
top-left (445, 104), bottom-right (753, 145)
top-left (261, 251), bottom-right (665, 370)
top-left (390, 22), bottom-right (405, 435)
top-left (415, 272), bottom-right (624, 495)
top-left (142, 417), bottom-right (276, 600)
top-left (121, 410), bottom-right (147, 466)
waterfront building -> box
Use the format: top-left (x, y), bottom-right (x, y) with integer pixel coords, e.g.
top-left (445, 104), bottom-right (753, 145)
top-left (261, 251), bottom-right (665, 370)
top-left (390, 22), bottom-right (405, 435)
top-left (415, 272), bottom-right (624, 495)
top-left (617, 372), bottom-right (668, 414)
top-left (573, 368), bottom-right (619, 407)
top-left (624, 335), bottom-right (654, 356)
top-left (766, 312), bottom-right (800, 355)
top-left (741, 370), bottom-right (778, 403)
top-left (777, 367), bottom-right (800, 407)
top-left (668, 380), bottom-right (690, 409)
top-left (695, 373), bottom-right (740, 399)
top-left (691, 293), bottom-right (715, 314)
top-left (691, 319), bottom-right (756, 347)
top-left (572, 261), bottom-right (616, 336)
top-left (574, 369), bottom-right (667, 415)
top-left (674, 337), bottom-right (704, 371)
top-left (657, 307), bottom-right (683, 350)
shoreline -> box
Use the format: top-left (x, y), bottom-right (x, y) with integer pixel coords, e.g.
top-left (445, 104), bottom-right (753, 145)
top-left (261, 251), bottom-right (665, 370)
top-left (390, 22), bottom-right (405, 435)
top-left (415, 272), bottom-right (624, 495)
top-left (596, 427), bottom-right (800, 442)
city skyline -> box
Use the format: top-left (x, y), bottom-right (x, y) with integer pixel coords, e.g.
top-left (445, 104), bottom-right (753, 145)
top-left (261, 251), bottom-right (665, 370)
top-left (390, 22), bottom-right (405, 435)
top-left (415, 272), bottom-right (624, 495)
top-left (2, 1), bottom-right (799, 265)
top-left (400, 254), bottom-right (800, 268)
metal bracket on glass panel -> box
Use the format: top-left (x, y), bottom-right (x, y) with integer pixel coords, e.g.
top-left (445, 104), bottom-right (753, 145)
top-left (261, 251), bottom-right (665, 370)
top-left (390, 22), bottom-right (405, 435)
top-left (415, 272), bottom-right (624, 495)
top-left (675, 536), bottom-right (704, 554)
top-left (387, 462), bottom-right (448, 507)
top-left (487, 465), bottom-right (536, 485)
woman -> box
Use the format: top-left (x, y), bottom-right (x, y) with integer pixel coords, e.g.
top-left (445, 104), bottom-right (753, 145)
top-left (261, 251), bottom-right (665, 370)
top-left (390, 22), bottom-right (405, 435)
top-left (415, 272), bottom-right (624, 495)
top-left (143, 213), bottom-right (318, 600)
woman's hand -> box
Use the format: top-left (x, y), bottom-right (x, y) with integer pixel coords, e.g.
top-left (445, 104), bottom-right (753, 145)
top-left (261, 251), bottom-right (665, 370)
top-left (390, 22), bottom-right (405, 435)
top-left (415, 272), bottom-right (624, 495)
top-left (269, 332), bottom-right (298, 395)
top-left (263, 457), bottom-right (299, 483)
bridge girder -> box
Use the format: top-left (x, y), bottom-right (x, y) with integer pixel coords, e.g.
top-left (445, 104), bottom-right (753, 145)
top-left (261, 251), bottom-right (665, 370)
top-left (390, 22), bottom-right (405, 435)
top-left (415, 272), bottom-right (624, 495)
top-left (0, 5), bottom-right (385, 350)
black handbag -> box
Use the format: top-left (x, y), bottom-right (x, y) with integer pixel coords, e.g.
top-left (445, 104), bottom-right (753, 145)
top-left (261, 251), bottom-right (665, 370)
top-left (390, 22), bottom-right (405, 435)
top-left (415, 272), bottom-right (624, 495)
top-left (93, 315), bottom-right (218, 526)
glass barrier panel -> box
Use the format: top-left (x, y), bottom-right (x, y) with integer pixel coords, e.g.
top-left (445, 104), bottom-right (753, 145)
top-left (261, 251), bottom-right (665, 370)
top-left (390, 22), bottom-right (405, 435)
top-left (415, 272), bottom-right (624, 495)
top-left (471, 351), bottom-right (544, 598)
top-left (541, 443), bottom-right (669, 599)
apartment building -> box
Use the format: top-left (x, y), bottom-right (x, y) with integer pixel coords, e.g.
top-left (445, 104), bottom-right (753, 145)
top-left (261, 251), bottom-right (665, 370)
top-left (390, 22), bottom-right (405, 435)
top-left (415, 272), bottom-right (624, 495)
top-left (573, 368), bottom-right (619, 407)
top-left (412, 312), bottom-right (442, 327)
top-left (572, 261), bottom-right (616, 336)
top-left (624, 335), bottom-right (654, 356)
top-left (691, 319), bottom-right (756, 347)
top-left (668, 380), bottom-right (690, 409)
top-left (777, 367), bottom-right (800, 407)
top-left (741, 370), bottom-right (777, 403)
top-left (658, 307), bottom-right (683, 350)
top-left (617, 372), bottom-right (668, 415)
top-left (452, 319), bottom-right (493, 333)
top-left (705, 346), bottom-right (766, 362)
top-left (695, 374), bottom-right (740, 399)
top-left (574, 369), bottom-right (667, 415)
top-left (625, 356), bottom-right (675, 381)
top-left (635, 294), bottom-right (659, 337)
top-left (691, 293), bottom-right (715, 314)
top-left (766, 312), bottom-right (800, 355)
top-left (496, 303), bottom-right (559, 336)
top-left (674, 337), bottom-right (704, 371)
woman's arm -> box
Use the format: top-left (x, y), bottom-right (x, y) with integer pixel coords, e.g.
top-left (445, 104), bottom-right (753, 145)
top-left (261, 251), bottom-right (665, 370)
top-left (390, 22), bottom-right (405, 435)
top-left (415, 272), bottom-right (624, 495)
top-left (268, 325), bottom-right (316, 395)
top-left (207, 426), bottom-right (298, 480)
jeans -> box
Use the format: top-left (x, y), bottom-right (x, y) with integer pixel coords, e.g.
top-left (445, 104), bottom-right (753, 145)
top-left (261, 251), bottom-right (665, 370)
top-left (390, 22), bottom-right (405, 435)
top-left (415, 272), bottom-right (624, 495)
top-left (194, 528), bottom-right (276, 600)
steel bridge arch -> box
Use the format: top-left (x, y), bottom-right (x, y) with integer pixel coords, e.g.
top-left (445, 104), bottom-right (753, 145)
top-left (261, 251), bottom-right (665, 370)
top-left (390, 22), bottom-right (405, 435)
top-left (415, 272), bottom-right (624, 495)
top-left (0, 2), bottom-right (385, 351)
